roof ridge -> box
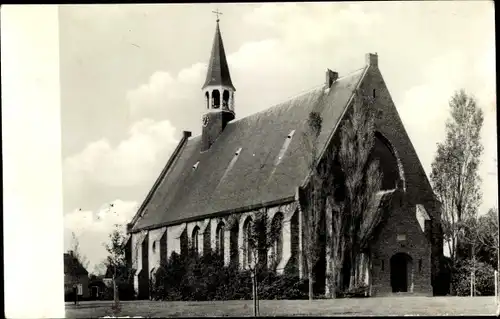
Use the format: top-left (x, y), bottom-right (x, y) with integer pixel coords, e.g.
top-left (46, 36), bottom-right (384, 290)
top-left (228, 84), bottom-right (324, 126)
top-left (337, 67), bottom-right (365, 81)
top-left (229, 66), bottom-right (365, 126)
top-left (188, 66), bottom-right (366, 138)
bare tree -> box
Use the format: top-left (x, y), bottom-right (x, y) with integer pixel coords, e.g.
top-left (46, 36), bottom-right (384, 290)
top-left (70, 232), bottom-right (90, 271)
top-left (67, 232), bottom-right (90, 304)
top-left (430, 89), bottom-right (484, 293)
top-left (103, 219), bottom-right (141, 313)
top-left (336, 89), bottom-right (382, 289)
top-left (242, 209), bottom-right (282, 316)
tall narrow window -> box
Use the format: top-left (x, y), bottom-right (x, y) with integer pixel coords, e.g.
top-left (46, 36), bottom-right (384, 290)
top-left (373, 88), bottom-right (376, 98)
top-left (243, 217), bottom-right (253, 268)
top-left (216, 222), bottom-right (225, 259)
top-left (192, 226), bottom-right (200, 253)
top-left (381, 260), bottom-right (384, 271)
top-left (205, 92), bottom-right (209, 109)
top-left (222, 90), bottom-right (230, 109)
top-left (270, 212), bottom-right (284, 268)
top-left (212, 90), bottom-right (220, 109)
top-left (418, 259), bottom-right (422, 272)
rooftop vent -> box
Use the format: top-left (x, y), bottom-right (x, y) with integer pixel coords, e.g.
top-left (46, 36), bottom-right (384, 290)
top-left (192, 161), bottom-right (200, 170)
top-left (275, 130), bottom-right (296, 166)
top-left (218, 147), bottom-right (243, 185)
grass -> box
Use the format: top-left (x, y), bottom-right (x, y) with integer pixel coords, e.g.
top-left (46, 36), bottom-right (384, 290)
top-left (66, 296), bottom-right (498, 318)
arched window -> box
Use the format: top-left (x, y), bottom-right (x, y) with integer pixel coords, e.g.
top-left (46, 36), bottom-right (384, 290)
top-left (216, 222), bottom-right (225, 259)
top-left (192, 226), bottom-right (200, 253)
top-left (205, 91), bottom-right (209, 109)
top-left (243, 217), bottom-right (253, 268)
top-left (370, 132), bottom-right (404, 190)
top-left (222, 90), bottom-right (230, 109)
top-left (212, 90), bottom-right (220, 109)
top-left (270, 212), bottom-right (284, 268)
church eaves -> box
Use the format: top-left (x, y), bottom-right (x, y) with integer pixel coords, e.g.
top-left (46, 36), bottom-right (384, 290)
top-left (202, 21), bottom-right (236, 91)
top-left (130, 66), bottom-right (367, 232)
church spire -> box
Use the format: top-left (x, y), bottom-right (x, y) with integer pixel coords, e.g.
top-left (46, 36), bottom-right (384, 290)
top-left (202, 12), bottom-right (236, 91)
top-left (200, 12), bottom-right (236, 152)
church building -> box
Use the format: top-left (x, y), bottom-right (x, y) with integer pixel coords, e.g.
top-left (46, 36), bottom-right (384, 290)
top-left (125, 17), bottom-right (444, 299)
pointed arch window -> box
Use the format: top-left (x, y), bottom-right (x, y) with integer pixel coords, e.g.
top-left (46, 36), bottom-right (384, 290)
top-left (270, 212), bottom-right (284, 268)
top-left (192, 226), bottom-right (200, 253)
top-left (243, 217), bottom-right (253, 269)
top-left (216, 222), bottom-right (225, 259)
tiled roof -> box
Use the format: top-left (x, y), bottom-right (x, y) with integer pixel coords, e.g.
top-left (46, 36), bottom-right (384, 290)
top-left (202, 21), bottom-right (235, 91)
top-left (132, 66), bottom-right (367, 232)
top-left (64, 253), bottom-right (88, 276)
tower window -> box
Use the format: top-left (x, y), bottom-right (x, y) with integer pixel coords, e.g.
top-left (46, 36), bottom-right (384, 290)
top-left (212, 90), bottom-right (220, 109)
top-left (205, 91), bottom-right (209, 109)
top-left (373, 89), bottom-right (376, 98)
top-left (222, 90), bottom-right (230, 109)
top-left (381, 260), bottom-right (384, 271)
top-left (419, 259), bottom-right (422, 272)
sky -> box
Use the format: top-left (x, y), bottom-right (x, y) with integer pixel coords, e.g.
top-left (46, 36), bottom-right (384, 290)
top-left (60, 2), bottom-right (496, 274)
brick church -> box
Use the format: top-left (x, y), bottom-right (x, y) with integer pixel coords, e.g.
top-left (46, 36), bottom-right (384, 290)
top-left (125, 18), bottom-right (444, 299)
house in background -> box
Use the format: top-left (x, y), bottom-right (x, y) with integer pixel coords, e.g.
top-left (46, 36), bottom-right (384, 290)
top-left (88, 275), bottom-right (108, 300)
top-left (64, 250), bottom-right (89, 300)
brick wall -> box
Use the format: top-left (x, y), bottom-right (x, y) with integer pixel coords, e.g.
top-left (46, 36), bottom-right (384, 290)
top-left (369, 190), bottom-right (432, 295)
top-left (359, 59), bottom-right (442, 295)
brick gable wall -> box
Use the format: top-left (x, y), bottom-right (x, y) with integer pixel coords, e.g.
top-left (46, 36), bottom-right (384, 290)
top-left (359, 64), bottom-right (443, 294)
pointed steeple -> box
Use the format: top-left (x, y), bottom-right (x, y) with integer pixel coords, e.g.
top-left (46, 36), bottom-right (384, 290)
top-left (202, 20), bottom-right (236, 91)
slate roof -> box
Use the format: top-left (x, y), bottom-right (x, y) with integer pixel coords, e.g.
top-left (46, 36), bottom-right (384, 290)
top-left (132, 66), bottom-right (368, 232)
top-left (202, 21), bottom-right (235, 91)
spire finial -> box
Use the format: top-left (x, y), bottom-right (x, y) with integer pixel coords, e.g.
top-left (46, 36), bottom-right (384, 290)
top-left (212, 8), bottom-right (223, 23)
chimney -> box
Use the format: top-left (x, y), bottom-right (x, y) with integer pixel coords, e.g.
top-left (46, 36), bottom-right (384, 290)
top-left (325, 69), bottom-right (338, 88)
top-left (365, 52), bottom-right (378, 67)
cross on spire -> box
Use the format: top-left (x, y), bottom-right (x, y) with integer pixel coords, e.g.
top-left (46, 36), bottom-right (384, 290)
top-left (212, 8), bottom-right (223, 22)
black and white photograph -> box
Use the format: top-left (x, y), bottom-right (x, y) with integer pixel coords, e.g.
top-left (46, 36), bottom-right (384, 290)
top-left (2, 2), bottom-right (498, 318)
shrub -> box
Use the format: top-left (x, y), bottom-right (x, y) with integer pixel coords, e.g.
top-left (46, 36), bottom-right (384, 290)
top-left (152, 250), bottom-right (308, 301)
top-left (453, 259), bottom-right (495, 296)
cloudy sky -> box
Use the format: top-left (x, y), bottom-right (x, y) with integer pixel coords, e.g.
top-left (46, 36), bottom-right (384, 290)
top-left (60, 2), bottom-right (496, 273)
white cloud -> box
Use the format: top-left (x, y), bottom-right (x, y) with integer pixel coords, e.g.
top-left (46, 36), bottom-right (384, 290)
top-left (64, 199), bottom-right (139, 273)
top-left (63, 3), bottom-right (495, 268)
top-left (123, 3), bottom-right (496, 215)
top-left (64, 118), bottom-right (178, 190)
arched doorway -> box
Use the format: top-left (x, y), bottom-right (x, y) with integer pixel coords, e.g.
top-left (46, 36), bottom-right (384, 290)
top-left (390, 253), bottom-right (413, 293)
